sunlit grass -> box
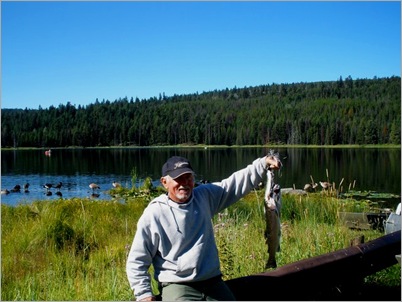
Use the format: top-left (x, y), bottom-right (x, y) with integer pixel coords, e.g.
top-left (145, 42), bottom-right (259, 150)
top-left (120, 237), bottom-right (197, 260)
top-left (1, 198), bottom-right (145, 300)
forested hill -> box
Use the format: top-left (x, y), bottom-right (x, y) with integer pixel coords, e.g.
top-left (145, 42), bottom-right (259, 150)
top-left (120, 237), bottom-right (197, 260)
top-left (1, 76), bottom-right (401, 148)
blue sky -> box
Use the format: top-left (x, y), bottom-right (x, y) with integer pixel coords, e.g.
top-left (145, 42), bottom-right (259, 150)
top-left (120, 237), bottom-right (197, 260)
top-left (1, 1), bottom-right (401, 109)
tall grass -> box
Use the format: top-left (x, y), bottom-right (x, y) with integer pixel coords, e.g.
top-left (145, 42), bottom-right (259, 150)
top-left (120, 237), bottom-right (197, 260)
top-left (1, 190), bottom-right (400, 300)
top-left (1, 198), bottom-right (146, 300)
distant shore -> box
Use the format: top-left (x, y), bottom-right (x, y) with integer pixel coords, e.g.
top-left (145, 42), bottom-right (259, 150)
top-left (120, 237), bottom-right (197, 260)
top-left (2, 144), bottom-right (401, 151)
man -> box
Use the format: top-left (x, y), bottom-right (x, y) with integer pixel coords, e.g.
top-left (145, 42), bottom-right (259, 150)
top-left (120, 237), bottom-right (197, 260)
top-left (126, 154), bottom-right (281, 301)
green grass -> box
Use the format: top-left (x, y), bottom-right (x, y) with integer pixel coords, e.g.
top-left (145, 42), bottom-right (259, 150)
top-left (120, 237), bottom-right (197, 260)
top-left (1, 189), bottom-right (400, 300)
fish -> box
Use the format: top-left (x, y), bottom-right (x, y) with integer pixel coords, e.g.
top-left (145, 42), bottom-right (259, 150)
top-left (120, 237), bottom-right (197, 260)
top-left (264, 151), bottom-right (282, 269)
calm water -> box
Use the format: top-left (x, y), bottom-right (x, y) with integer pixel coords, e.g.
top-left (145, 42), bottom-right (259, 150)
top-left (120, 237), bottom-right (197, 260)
top-left (1, 147), bottom-right (401, 207)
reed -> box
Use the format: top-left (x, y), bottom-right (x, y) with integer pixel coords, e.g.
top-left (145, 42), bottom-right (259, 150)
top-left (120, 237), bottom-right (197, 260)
top-left (1, 190), bottom-right (399, 300)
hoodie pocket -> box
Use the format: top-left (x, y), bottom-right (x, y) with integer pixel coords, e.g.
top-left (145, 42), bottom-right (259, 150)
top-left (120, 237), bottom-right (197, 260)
top-left (176, 243), bottom-right (204, 277)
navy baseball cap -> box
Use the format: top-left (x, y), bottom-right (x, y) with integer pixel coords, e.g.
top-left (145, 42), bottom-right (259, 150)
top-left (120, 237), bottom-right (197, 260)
top-left (162, 156), bottom-right (195, 179)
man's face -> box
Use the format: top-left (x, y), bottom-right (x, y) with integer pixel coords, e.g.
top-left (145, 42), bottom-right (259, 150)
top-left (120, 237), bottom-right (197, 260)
top-left (161, 173), bottom-right (195, 203)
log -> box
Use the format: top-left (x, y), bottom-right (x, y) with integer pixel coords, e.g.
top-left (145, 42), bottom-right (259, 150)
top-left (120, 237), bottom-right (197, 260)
top-left (225, 231), bottom-right (401, 300)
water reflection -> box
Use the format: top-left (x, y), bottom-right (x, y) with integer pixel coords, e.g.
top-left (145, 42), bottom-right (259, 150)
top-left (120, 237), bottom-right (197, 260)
top-left (1, 147), bottom-right (400, 207)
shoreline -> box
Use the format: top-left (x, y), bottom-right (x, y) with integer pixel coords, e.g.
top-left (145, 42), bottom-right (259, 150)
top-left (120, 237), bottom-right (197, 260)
top-left (2, 144), bottom-right (401, 151)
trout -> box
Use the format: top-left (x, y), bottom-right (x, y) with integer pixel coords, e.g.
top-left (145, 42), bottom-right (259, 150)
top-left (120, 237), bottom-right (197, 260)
top-left (264, 151), bottom-right (282, 269)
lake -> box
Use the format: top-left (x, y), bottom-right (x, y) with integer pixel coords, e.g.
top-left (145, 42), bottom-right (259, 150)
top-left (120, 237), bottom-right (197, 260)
top-left (1, 147), bottom-right (401, 207)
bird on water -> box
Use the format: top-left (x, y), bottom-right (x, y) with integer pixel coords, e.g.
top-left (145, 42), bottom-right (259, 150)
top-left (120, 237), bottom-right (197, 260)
top-left (54, 182), bottom-right (63, 191)
top-left (89, 183), bottom-right (101, 192)
top-left (112, 181), bottom-right (121, 188)
top-left (10, 184), bottom-right (21, 192)
top-left (43, 183), bottom-right (53, 192)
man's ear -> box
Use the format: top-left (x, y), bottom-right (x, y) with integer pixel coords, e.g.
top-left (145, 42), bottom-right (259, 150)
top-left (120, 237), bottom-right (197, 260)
top-left (160, 176), bottom-right (168, 189)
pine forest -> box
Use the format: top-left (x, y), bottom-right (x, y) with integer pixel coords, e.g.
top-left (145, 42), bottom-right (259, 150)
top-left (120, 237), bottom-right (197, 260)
top-left (1, 76), bottom-right (401, 148)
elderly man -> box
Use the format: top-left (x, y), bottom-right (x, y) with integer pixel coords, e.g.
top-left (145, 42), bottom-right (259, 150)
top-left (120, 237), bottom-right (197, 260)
top-left (126, 154), bottom-right (281, 301)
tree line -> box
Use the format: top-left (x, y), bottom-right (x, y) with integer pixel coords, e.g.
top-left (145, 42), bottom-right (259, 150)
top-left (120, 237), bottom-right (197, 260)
top-left (1, 76), bottom-right (400, 148)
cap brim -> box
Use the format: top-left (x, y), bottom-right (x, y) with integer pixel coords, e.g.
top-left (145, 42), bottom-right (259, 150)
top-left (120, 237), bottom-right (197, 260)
top-left (169, 169), bottom-right (195, 179)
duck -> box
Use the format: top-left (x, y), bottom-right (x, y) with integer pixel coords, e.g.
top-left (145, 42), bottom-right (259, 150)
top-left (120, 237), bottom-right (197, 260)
top-left (11, 184), bottom-right (21, 192)
top-left (89, 183), bottom-right (101, 192)
top-left (319, 181), bottom-right (332, 190)
top-left (304, 182), bottom-right (318, 192)
top-left (43, 183), bottom-right (53, 191)
top-left (112, 181), bottom-right (121, 188)
top-left (54, 182), bottom-right (63, 191)
top-left (24, 183), bottom-right (30, 192)
top-left (1, 189), bottom-right (10, 195)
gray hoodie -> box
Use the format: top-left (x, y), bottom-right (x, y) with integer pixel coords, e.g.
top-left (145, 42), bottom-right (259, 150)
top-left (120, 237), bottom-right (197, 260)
top-left (126, 157), bottom-right (267, 300)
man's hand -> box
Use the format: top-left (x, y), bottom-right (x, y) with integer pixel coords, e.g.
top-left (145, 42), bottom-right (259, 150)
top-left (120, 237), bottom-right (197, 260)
top-left (266, 155), bottom-right (282, 170)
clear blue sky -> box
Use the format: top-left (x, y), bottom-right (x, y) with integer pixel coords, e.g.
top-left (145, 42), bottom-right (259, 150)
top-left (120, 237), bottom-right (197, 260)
top-left (1, 1), bottom-right (401, 109)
